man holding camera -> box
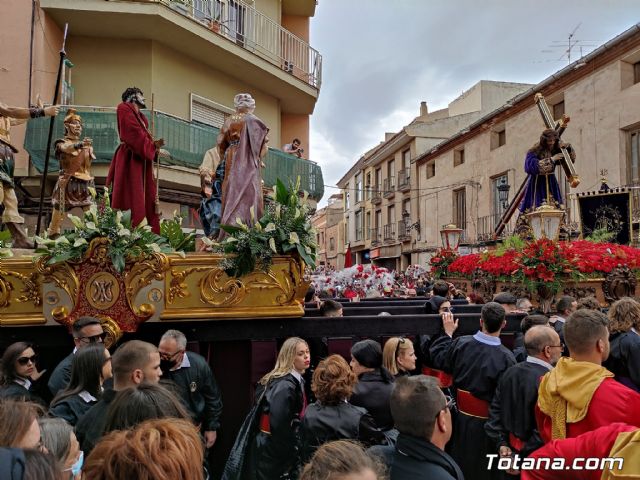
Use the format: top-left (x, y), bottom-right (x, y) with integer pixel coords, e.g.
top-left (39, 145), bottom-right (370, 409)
top-left (283, 138), bottom-right (304, 158)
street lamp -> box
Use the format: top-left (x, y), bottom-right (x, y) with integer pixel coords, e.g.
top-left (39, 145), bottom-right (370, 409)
top-left (525, 203), bottom-right (564, 241)
top-left (440, 224), bottom-right (463, 251)
top-left (497, 177), bottom-right (511, 209)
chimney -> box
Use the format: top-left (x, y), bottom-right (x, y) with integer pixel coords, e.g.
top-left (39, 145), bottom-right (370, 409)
top-left (420, 101), bottom-right (428, 116)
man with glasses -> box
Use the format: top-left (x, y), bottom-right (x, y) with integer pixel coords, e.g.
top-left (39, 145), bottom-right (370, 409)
top-left (485, 326), bottom-right (562, 470)
top-left (48, 316), bottom-right (106, 397)
top-left (158, 330), bottom-right (223, 450)
top-left (388, 375), bottom-right (463, 479)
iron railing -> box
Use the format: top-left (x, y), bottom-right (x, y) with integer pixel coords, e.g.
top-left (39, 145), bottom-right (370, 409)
top-left (383, 223), bottom-right (396, 241)
top-left (383, 177), bottom-right (395, 197)
top-left (164, 0), bottom-right (322, 88)
top-left (371, 185), bottom-right (382, 203)
top-left (371, 227), bottom-right (381, 245)
top-left (398, 168), bottom-right (410, 190)
top-left (397, 220), bottom-right (410, 240)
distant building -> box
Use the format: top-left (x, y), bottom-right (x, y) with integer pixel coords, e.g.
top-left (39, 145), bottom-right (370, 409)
top-left (311, 193), bottom-right (344, 268)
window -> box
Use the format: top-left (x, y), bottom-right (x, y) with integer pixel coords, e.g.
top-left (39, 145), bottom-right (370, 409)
top-left (388, 159), bottom-right (395, 178)
top-left (491, 173), bottom-right (509, 222)
top-left (375, 168), bottom-right (382, 190)
top-left (553, 101), bottom-right (565, 121)
top-left (329, 237), bottom-right (335, 251)
top-left (344, 216), bottom-right (349, 244)
top-left (491, 127), bottom-right (506, 150)
top-left (635, 61), bottom-right (640, 85)
top-left (426, 160), bottom-right (436, 179)
top-left (402, 149), bottom-right (411, 169)
top-left (629, 129), bottom-right (640, 185)
top-left (454, 148), bottom-right (465, 167)
top-left (388, 205), bottom-right (396, 225)
top-left (365, 211), bottom-right (371, 239)
top-left (344, 190), bottom-right (350, 210)
top-left (402, 199), bottom-right (411, 216)
top-left (190, 94), bottom-right (233, 128)
top-left (355, 209), bottom-right (363, 241)
top-left (365, 172), bottom-right (372, 199)
top-left (453, 188), bottom-right (466, 230)
top-left (355, 173), bottom-right (363, 203)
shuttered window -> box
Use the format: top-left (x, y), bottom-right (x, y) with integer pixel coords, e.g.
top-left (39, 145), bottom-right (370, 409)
top-left (190, 94), bottom-right (233, 129)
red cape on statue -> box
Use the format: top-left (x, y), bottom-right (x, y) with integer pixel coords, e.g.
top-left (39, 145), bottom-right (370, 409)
top-left (106, 102), bottom-right (160, 233)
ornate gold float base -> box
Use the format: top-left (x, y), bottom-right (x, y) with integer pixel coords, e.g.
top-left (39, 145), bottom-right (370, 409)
top-left (0, 249), bottom-right (308, 330)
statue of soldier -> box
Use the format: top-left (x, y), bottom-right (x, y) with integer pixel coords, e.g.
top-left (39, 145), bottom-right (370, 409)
top-left (0, 98), bottom-right (58, 248)
top-left (48, 109), bottom-right (95, 238)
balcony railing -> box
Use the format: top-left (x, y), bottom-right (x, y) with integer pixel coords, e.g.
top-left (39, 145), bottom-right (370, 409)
top-left (397, 220), bottom-right (410, 241)
top-left (476, 214), bottom-right (514, 243)
top-left (355, 227), bottom-right (364, 242)
top-left (372, 185), bottom-right (382, 204)
top-left (383, 223), bottom-right (396, 241)
top-left (383, 177), bottom-right (395, 198)
top-left (23, 106), bottom-right (324, 200)
top-left (371, 227), bottom-right (381, 246)
top-left (398, 168), bottom-right (410, 192)
top-left (164, 0), bottom-right (322, 88)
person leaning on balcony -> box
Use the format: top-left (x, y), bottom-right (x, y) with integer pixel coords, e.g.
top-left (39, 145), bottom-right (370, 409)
top-left (283, 138), bottom-right (303, 158)
top-left (216, 93), bottom-right (269, 240)
top-left (106, 87), bottom-right (164, 234)
top-left (0, 97), bottom-right (58, 248)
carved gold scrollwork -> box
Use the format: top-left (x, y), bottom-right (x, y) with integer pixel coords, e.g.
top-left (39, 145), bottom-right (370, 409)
top-left (95, 315), bottom-right (123, 349)
top-left (35, 256), bottom-right (80, 306)
top-left (125, 253), bottom-right (170, 318)
top-left (168, 266), bottom-right (210, 304)
top-left (0, 269), bottom-right (42, 307)
top-left (603, 266), bottom-right (637, 303)
top-left (245, 271), bottom-right (293, 306)
top-left (199, 268), bottom-right (246, 306)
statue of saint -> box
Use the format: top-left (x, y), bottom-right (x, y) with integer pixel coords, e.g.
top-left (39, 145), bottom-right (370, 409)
top-left (198, 146), bottom-right (221, 238)
top-left (216, 93), bottom-right (269, 239)
top-left (48, 109), bottom-right (95, 237)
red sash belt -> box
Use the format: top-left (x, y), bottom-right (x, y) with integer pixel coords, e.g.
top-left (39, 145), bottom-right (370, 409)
top-left (422, 366), bottom-right (453, 388)
top-left (457, 389), bottom-right (489, 419)
top-left (509, 433), bottom-right (525, 451)
top-left (259, 413), bottom-right (271, 434)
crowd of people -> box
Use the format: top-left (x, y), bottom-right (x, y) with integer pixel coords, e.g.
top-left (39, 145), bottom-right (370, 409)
top-left (2, 282), bottom-right (640, 479)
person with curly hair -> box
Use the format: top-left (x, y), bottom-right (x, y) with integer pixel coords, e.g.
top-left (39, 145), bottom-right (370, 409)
top-left (604, 297), bottom-right (640, 391)
top-left (300, 440), bottom-right (387, 480)
top-left (302, 355), bottom-right (385, 460)
top-left (83, 418), bottom-right (204, 480)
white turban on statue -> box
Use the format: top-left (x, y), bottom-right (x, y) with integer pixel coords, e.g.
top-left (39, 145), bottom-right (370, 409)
top-left (233, 93), bottom-right (256, 113)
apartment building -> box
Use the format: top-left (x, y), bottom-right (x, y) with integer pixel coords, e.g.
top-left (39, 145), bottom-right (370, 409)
top-left (413, 23), bottom-right (640, 265)
top-left (1, 0), bottom-right (323, 229)
top-left (311, 193), bottom-right (344, 268)
top-left (338, 81), bottom-right (532, 270)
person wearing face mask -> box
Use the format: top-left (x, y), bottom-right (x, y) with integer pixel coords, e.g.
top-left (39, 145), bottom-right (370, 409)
top-left (536, 309), bottom-right (640, 443)
top-left (157, 330), bottom-right (222, 451)
top-left (0, 342), bottom-right (47, 406)
top-left (75, 340), bottom-right (162, 455)
top-left (106, 86), bottom-right (164, 233)
top-left (39, 417), bottom-right (83, 479)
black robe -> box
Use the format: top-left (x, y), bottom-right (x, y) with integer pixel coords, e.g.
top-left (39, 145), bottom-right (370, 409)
top-left (75, 388), bottom-right (117, 455)
top-left (350, 369), bottom-right (394, 431)
top-left (390, 433), bottom-right (464, 480)
top-left (430, 332), bottom-right (516, 480)
top-left (50, 392), bottom-right (97, 426)
top-left (484, 360), bottom-right (549, 457)
top-left (604, 331), bottom-right (640, 391)
top-left (48, 352), bottom-right (73, 397)
top-left (254, 374), bottom-right (304, 480)
top-left (0, 381), bottom-right (47, 407)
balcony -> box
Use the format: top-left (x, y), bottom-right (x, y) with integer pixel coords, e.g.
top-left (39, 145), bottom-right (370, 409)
top-left (355, 227), bottom-right (364, 242)
top-left (22, 106), bottom-right (324, 202)
top-left (397, 220), bottom-right (411, 242)
top-left (383, 223), bottom-right (396, 242)
top-left (40, 0), bottom-right (321, 113)
top-left (383, 177), bottom-right (395, 199)
top-left (371, 227), bottom-right (381, 246)
top-left (371, 185), bottom-right (382, 205)
top-left (398, 168), bottom-right (410, 193)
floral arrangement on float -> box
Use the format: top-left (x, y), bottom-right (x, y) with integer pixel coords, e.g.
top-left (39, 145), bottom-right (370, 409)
top-left (431, 236), bottom-right (640, 296)
top-left (35, 188), bottom-right (176, 273)
top-left (0, 230), bottom-right (13, 258)
top-left (311, 263), bottom-right (396, 297)
top-left (209, 178), bottom-right (317, 278)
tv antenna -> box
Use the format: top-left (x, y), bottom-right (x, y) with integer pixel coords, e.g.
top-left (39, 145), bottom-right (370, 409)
top-left (540, 23), bottom-right (598, 65)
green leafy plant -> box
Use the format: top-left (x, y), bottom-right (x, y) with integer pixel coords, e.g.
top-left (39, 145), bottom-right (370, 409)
top-left (161, 214), bottom-right (196, 252)
top-left (209, 177), bottom-right (317, 277)
top-left (35, 188), bottom-right (173, 273)
top-left (0, 229), bottom-right (13, 258)
top-left (585, 227), bottom-right (616, 244)
top-left (494, 235), bottom-right (526, 256)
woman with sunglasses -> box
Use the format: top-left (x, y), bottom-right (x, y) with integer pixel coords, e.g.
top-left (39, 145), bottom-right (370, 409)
top-left (0, 341), bottom-right (48, 405)
top-left (383, 337), bottom-right (417, 378)
top-left (50, 343), bottom-right (112, 426)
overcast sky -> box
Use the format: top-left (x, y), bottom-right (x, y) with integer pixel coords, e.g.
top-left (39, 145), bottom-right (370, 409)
top-left (309, 1), bottom-right (639, 205)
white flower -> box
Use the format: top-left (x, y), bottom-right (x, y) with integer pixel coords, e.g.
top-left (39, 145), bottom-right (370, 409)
top-left (201, 237), bottom-right (214, 247)
top-left (289, 232), bottom-right (300, 244)
top-left (55, 236), bottom-right (70, 245)
top-left (269, 237), bottom-right (278, 253)
top-left (295, 208), bottom-right (301, 219)
top-left (275, 205), bottom-right (281, 219)
top-left (150, 243), bottom-right (161, 253)
top-left (250, 206), bottom-right (256, 222)
top-left (254, 222), bottom-right (262, 232)
top-left (88, 204), bottom-right (98, 223)
top-left (116, 210), bottom-right (123, 224)
top-left (67, 214), bottom-right (84, 229)
top-left (73, 238), bottom-right (88, 247)
top-left (118, 228), bottom-right (131, 237)
top-left (88, 186), bottom-right (97, 198)
top-left (302, 190), bottom-right (309, 203)
top-left (305, 245), bottom-right (312, 254)
top-left (85, 222), bottom-right (97, 231)
top-left (138, 217), bottom-right (148, 228)
top-left (235, 217), bottom-right (248, 231)
top-left (264, 223), bottom-right (276, 233)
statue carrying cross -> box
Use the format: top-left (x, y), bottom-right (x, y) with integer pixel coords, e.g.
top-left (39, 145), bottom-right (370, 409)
top-left (494, 93), bottom-right (579, 237)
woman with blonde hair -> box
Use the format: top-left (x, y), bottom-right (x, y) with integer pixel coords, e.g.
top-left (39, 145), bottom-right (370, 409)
top-left (383, 337), bottom-right (416, 378)
top-left (604, 297), bottom-right (640, 391)
top-left (223, 338), bottom-right (311, 480)
top-left (300, 440), bottom-right (387, 480)
top-left (302, 355), bottom-right (385, 460)
top-left (83, 417), bottom-right (204, 480)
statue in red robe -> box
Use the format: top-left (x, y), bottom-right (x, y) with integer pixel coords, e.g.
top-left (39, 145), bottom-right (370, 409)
top-left (106, 87), bottom-right (163, 233)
